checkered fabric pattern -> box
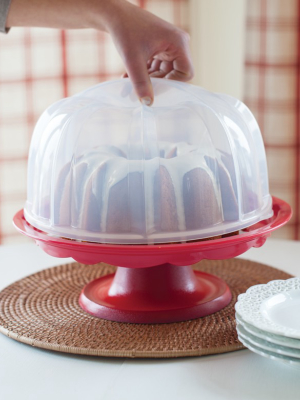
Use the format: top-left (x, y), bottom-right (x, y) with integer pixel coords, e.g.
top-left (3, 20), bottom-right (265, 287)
top-left (244, 0), bottom-right (300, 239)
top-left (0, 0), bottom-right (189, 244)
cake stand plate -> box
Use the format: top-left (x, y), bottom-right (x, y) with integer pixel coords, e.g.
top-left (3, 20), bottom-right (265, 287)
top-left (13, 197), bottom-right (291, 324)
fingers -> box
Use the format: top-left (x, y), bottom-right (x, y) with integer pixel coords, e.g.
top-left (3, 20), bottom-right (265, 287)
top-left (153, 30), bottom-right (194, 82)
top-left (148, 59), bottom-right (161, 74)
top-left (124, 54), bottom-right (154, 105)
top-left (165, 54), bottom-right (194, 82)
top-left (167, 35), bottom-right (194, 81)
top-left (149, 60), bottom-right (173, 78)
top-left (147, 58), bottom-right (154, 69)
top-left (148, 36), bottom-right (194, 82)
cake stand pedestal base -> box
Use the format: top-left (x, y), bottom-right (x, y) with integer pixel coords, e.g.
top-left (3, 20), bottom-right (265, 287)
top-left (79, 263), bottom-right (232, 323)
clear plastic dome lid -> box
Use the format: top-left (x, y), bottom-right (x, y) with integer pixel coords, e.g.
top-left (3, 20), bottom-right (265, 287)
top-left (25, 78), bottom-right (273, 244)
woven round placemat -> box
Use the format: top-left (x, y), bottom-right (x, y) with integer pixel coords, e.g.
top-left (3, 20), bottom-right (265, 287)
top-left (0, 259), bottom-right (292, 358)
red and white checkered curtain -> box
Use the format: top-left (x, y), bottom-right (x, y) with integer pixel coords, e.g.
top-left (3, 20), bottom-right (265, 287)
top-left (0, 0), bottom-right (189, 244)
top-left (244, 0), bottom-right (300, 239)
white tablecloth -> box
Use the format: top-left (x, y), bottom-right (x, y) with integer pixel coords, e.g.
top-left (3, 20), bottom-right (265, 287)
top-left (0, 239), bottom-right (300, 400)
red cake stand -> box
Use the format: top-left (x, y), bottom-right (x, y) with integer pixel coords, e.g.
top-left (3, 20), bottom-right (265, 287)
top-left (13, 196), bottom-right (291, 324)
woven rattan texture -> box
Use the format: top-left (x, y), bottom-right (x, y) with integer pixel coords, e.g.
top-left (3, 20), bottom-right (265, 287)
top-left (0, 259), bottom-right (292, 358)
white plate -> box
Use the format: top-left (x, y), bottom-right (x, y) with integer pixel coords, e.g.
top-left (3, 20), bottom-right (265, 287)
top-left (237, 329), bottom-right (300, 367)
top-left (261, 290), bottom-right (300, 330)
top-left (236, 323), bottom-right (300, 358)
top-left (235, 312), bottom-right (300, 349)
top-left (235, 277), bottom-right (300, 339)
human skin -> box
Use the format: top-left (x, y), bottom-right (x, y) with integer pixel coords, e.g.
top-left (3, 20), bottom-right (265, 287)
top-left (6, 0), bottom-right (194, 105)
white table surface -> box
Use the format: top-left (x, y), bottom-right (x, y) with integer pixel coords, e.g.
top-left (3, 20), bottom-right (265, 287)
top-left (0, 239), bottom-right (300, 400)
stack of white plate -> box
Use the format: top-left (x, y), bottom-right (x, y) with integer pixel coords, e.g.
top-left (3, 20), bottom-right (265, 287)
top-left (235, 277), bottom-right (300, 365)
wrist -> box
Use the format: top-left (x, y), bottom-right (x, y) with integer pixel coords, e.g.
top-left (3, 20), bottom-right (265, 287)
top-left (87, 0), bottom-right (129, 33)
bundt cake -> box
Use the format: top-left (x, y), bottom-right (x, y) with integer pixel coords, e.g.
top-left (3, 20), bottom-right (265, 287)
top-left (33, 141), bottom-right (243, 243)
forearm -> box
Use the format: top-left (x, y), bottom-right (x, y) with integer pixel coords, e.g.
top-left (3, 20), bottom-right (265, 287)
top-left (5, 0), bottom-right (194, 103)
top-left (6, 0), bottom-right (125, 32)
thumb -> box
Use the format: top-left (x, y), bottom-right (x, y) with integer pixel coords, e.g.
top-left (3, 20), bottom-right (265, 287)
top-left (124, 55), bottom-right (154, 106)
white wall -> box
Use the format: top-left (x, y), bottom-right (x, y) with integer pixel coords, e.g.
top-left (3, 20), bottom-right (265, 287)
top-left (189, 0), bottom-right (247, 99)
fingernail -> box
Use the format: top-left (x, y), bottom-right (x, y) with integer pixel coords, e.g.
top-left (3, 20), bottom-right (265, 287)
top-left (140, 97), bottom-right (152, 106)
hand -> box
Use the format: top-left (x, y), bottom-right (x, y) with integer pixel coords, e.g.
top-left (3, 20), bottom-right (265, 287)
top-left (106, 1), bottom-right (194, 105)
